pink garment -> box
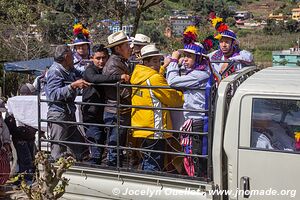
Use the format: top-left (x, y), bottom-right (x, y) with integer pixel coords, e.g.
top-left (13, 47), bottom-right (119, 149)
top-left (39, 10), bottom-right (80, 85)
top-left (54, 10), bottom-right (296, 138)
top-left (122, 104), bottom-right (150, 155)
top-left (180, 119), bottom-right (195, 176)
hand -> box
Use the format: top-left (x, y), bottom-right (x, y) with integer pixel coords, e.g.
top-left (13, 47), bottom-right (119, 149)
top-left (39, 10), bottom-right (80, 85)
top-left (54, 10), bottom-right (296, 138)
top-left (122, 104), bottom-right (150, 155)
top-left (121, 74), bottom-right (130, 83)
top-left (162, 57), bottom-right (171, 68)
top-left (171, 51), bottom-right (180, 60)
top-left (70, 79), bottom-right (91, 89)
top-left (179, 57), bottom-right (184, 65)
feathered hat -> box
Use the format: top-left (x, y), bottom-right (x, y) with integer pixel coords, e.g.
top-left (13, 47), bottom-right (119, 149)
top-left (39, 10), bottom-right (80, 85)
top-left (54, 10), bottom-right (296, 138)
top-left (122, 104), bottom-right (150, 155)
top-left (201, 35), bottom-right (219, 52)
top-left (68, 22), bottom-right (91, 46)
top-left (209, 12), bottom-right (237, 42)
top-left (179, 25), bottom-right (205, 56)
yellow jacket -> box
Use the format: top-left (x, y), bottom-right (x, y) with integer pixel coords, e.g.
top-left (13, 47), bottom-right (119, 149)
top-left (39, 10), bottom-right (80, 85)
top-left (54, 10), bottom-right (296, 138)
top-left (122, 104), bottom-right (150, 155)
top-left (130, 64), bottom-right (183, 139)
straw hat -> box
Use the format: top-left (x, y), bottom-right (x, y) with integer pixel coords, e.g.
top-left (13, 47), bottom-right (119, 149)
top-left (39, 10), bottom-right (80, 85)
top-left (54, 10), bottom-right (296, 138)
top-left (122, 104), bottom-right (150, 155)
top-left (133, 34), bottom-right (151, 45)
top-left (137, 44), bottom-right (163, 60)
top-left (105, 31), bottom-right (131, 48)
top-left (68, 39), bottom-right (91, 46)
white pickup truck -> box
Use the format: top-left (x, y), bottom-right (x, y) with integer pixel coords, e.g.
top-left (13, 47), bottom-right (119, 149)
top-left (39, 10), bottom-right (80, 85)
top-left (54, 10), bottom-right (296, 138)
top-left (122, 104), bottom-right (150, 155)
top-left (45, 66), bottom-right (300, 200)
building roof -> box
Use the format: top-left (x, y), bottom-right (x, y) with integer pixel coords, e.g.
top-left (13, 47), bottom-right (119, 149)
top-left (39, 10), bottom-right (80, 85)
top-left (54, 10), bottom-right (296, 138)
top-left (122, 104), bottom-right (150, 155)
top-left (169, 15), bottom-right (192, 20)
top-left (237, 67), bottom-right (300, 96)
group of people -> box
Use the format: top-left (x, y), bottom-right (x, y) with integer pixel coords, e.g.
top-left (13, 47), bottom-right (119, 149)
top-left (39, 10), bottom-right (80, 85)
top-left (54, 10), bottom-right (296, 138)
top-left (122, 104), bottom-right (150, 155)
top-left (44, 20), bottom-right (254, 175)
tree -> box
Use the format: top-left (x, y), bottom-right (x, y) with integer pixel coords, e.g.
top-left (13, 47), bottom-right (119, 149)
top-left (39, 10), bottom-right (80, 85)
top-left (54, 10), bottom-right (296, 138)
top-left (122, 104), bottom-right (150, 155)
top-left (226, 17), bottom-right (236, 27)
top-left (191, 0), bottom-right (235, 21)
top-left (38, 12), bottom-right (73, 44)
top-left (20, 152), bottom-right (75, 200)
top-left (0, 0), bottom-right (49, 61)
top-left (0, 0), bottom-right (51, 97)
top-left (132, 0), bottom-right (163, 36)
top-left (263, 19), bottom-right (284, 35)
top-left (138, 21), bottom-right (167, 46)
top-left (285, 19), bottom-right (300, 33)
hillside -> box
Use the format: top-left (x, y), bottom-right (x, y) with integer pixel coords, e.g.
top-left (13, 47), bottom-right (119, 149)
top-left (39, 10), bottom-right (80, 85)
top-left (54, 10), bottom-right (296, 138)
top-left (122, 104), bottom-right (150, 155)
top-left (238, 0), bottom-right (295, 18)
top-left (149, 0), bottom-right (300, 67)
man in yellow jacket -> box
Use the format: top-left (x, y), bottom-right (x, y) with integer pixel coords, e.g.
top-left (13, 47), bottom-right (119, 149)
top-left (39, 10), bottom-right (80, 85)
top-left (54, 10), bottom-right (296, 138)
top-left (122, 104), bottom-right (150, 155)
top-left (130, 44), bottom-right (183, 171)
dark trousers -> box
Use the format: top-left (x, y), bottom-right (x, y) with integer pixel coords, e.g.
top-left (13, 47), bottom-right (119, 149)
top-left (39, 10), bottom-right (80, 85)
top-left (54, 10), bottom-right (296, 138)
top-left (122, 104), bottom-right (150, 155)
top-left (103, 111), bottom-right (130, 167)
top-left (14, 140), bottom-right (35, 176)
top-left (192, 119), bottom-right (207, 177)
top-left (85, 125), bottom-right (106, 164)
top-left (141, 139), bottom-right (165, 172)
top-left (48, 111), bottom-right (87, 161)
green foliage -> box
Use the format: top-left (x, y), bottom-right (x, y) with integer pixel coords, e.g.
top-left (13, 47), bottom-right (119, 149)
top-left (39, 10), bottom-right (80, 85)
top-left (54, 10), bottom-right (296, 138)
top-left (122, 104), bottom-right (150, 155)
top-left (138, 21), bottom-right (167, 47)
top-left (191, 0), bottom-right (235, 20)
top-left (253, 49), bottom-right (272, 62)
top-left (263, 20), bottom-right (283, 35)
top-left (286, 19), bottom-right (300, 33)
top-left (38, 12), bottom-right (73, 44)
top-left (197, 25), bottom-right (215, 43)
top-left (41, 0), bottom-right (103, 18)
top-left (0, 0), bottom-right (51, 96)
top-left (278, 58), bottom-right (288, 66)
top-left (263, 19), bottom-right (300, 35)
top-left (226, 17), bottom-right (237, 27)
top-left (0, 0), bottom-right (40, 23)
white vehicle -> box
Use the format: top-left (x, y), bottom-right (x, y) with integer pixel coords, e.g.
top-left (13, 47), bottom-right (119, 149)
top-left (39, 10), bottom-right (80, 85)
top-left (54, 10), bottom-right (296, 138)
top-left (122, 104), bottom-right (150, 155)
top-left (38, 66), bottom-right (300, 200)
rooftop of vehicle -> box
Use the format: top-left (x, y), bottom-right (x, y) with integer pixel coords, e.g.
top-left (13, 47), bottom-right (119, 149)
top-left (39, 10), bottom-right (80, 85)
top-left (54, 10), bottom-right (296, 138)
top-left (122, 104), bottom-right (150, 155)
top-left (231, 66), bottom-right (300, 96)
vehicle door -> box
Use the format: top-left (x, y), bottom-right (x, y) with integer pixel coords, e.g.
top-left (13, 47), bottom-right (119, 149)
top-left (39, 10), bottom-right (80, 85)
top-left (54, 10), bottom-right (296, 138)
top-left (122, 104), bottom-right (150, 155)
top-left (237, 96), bottom-right (300, 200)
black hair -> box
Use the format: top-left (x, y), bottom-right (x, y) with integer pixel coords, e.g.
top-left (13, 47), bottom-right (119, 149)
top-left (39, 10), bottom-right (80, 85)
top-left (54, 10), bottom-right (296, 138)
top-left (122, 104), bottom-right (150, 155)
top-left (92, 44), bottom-right (109, 56)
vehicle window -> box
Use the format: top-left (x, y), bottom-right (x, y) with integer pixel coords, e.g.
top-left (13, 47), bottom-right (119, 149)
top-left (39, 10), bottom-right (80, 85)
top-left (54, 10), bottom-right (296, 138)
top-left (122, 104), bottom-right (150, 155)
top-left (251, 98), bottom-right (300, 152)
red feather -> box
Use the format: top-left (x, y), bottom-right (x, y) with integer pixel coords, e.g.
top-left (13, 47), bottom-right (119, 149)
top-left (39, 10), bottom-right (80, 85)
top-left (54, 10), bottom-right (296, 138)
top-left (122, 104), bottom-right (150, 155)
top-left (217, 23), bottom-right (229, 32)
top-left (185, 32), bottom-right (197, 42)
top-left (73, 28), bottom-right (81, 35)
top-left (208, 12), bottom-right (216, 21)
top-left (204, 39), bottom-right (213, 49)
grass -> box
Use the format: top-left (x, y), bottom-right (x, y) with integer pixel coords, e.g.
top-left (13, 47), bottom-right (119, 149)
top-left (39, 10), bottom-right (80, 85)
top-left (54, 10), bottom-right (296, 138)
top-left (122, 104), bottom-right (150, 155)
top-left (238, 30), bottom-right (299, 67)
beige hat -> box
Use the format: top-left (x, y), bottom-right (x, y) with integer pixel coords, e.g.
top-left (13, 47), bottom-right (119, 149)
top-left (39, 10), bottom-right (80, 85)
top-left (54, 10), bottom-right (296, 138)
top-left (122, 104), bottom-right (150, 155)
top-left (133, 34), bottom-right (151, 45)
top-left (105, 31), bottom-right (131, 48)
top-left (137, 44), bottom-right (163, 60)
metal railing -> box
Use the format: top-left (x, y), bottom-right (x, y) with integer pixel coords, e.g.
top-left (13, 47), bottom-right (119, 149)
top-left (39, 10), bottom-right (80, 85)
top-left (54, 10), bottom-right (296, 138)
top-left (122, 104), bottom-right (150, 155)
top-left (36, 60), bottom-right (249, 182)
top-left (37, 80), bottom-right (216, 182)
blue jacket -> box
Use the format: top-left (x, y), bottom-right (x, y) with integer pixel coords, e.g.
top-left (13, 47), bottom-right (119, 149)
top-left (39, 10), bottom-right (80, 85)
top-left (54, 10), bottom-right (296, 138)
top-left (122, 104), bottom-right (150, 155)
top-left (166, 61), bottom-right (210, 120)
top-left (45, 62), bottom-right (80, 114)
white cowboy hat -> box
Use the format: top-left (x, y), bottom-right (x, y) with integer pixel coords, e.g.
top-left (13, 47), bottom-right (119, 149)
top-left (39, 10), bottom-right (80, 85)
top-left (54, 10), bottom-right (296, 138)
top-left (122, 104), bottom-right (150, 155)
top-left (105, 31), bottom-right (131, 48)
top-left (137, 44), bottom-right (163, 60)
top-left (133, 34), bottom-right (151, 45)
top-left (68, 41), bottom-right (91, 47)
